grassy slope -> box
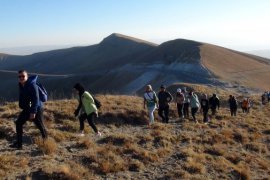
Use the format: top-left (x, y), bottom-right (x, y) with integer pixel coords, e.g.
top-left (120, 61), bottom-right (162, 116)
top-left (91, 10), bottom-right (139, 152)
top-left (0, 88), bottom-right (270, 179)
top-left (201, 44), bottom-right (270, 90)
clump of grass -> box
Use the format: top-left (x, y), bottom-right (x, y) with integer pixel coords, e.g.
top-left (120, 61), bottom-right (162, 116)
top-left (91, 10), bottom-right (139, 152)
top-left (225, 153), bottom-right (242, 164)
top-left (245, 142), bottom-right (268, 153)
top-left (49, 129), bottom-right (74, 142)
top-left (32, 165), bottom-right (83, 180)
top-left (19, 157), bottom-right (29, 168)
top-left (35, 137), bottom-right (57, 155)
top-left (220, 129), bottom-right (234, 143)
top-left (183, 159), bottom-right (206, 174)
top-left (128, 159), bottom-right (144, 172)
top-left (232, 163), bottom-right (251, 180)
top-left (0, 155), bottom-right (17, 176)
top-left (137, 134), bottom-right (153, 146)
top-left (98, 133), bottom-right (134, 146)
top-left (56, 165), bottom-right (81, 180)
top-left (61, 120), bottom-right (79, 133)
top-left (233, 130), bottom-right (249, 144)
top-left (204, 145), bottom-right (226, 156)
top-left (78, 138), bottom-right (96, 149)
top-left (0, 126), bottom-right (14, 139)
top-left (257, 159), bottom-right (269, 170)
top-left (97, 95), bottom-right (149, 125)
top-left (164, 167), bottom-right (190, 179)
top-left (156, 147), bottom-right (173, 158)
top-left (97, 147), bottom-right (128, 173)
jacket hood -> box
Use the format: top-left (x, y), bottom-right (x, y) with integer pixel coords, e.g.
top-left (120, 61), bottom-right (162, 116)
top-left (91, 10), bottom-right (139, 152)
top-left (27, 75), bottom-right (38, 85)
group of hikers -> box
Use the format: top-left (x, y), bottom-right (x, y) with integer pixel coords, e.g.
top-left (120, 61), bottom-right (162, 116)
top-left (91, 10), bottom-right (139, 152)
top-left (10, 70), bottom-right (101, 149)
top-left (6, 70), bottom-right (268, 150)
top-left (143, 84), bottom-right (263, 126)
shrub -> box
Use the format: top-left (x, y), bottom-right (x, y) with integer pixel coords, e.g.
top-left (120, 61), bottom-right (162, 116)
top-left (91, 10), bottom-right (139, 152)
top-left (35, 137), bottom-right (57, 155)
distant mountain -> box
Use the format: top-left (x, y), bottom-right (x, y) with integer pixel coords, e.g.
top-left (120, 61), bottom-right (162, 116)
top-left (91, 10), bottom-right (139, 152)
top-left (1, 33), bottom-right (270, 100)
top-left (247, 49), bottom-right (270, 59)
top-left (0, 33), bottom-right (157, 74)
top-left (0, 45), bottom-right (76, 56)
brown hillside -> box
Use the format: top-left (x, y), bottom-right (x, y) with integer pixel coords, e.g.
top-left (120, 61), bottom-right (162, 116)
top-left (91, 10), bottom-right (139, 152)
top-left (1, 34), bottom-right (270, 100)
top-left (201, 44), bottom-right (270, 90)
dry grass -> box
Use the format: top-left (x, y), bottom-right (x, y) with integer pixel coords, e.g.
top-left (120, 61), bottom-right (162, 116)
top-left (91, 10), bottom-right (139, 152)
top-left (35, 137), bottom-right (57, 155)
top-left (0, 155), bottom-right (17, 176)
top-left (78, 138), bottom-right (96, 149)
top-left (184, 159), bottom-right (206, 174)
top-left (232, 163), bottom-right (251, 180)
top-left (0, 90), bottom-right (270, 179)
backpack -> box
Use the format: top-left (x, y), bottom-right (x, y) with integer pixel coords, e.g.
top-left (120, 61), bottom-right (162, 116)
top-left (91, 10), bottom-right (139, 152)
top-left (92, 96), bottom-right (101, 109)
top-left (36, 82), bottom-right (48, 102)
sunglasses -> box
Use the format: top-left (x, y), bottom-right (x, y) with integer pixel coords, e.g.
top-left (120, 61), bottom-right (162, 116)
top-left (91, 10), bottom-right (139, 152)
top-left (18, 75), bottom-right (25, 78)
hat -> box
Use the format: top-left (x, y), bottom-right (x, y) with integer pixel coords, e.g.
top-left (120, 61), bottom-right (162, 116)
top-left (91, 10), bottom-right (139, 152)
top-left (160, 85), bottom-right (166, 89)
top-left (177, 88), bottom-right (181, 93)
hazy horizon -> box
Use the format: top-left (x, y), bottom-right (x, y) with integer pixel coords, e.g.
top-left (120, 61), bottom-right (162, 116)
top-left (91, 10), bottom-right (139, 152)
top-left (1, 34), bottom-right (270, 57)
top-left (1, 0), bottom-right (270, 54)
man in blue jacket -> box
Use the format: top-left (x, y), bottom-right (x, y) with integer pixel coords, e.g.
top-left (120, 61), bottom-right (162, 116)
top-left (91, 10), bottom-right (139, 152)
top-left (10, 70), bottom-right (47, 149)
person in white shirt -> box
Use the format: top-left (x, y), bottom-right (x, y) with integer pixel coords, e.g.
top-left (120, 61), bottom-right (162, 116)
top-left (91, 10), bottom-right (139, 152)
top-left (143, 85), bottom-right (158, 126)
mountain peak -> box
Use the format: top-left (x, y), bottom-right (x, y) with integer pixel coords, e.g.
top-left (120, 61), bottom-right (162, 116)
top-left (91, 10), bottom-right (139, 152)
top-left (100, 33), bottom-right (158, 46)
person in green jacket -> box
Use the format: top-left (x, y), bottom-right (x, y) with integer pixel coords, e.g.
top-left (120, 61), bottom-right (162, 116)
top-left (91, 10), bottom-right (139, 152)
top-left (73, 83), bottom-right (101, 137)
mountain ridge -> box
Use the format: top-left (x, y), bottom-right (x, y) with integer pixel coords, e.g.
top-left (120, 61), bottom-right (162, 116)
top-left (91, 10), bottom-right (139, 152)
top-left (0, 33), bottom-right (270, 100)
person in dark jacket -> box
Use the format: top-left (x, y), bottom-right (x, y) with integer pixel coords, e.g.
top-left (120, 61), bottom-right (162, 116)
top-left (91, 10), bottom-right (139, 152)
top-left (209, 94), bottom-right (220, 115)
top-left (200, 94), bottom-right (209, 123)
top-left (158, 85), bottom-right (173, 123)
top-left (10, 70), bottom-right (47, 149)
top-left (228, 95), bottom-right (238, 116)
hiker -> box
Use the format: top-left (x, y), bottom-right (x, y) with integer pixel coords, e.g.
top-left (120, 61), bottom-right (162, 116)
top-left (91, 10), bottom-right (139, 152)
top-left (158, 85), bottom-right (173, 123)
top-left (183, 87), bottom-right (190, 119)
top-left (73, 83), bottom-right (101, 137)
top-left (10, 70), bottom-right (48, 149)
top-left (175, 88), bottom-right (185, 121)
top-left (190, 90), bottom-right (200, 123)
top-left (247, 97), bottom-right (252, 113)
top-left (200, 94), bottom-right (209, 123)
top-left (209, 94), bottom-right (220, 115)
top-left (143, 85), bottom-right (158, 126)
top-left (261, 92), bottom-right (267, 105)
top-left (228, 95), bottom-right (238, 116)
top-left (241, 98), bottom-right (249, 113)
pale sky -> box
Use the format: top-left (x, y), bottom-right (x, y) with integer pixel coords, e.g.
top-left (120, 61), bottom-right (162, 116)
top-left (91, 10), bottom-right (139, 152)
top-left (0, 0), bottom-right (270, 54)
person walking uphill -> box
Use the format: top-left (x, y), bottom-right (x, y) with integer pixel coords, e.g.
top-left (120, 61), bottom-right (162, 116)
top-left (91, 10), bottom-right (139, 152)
top-left (228, 95), bottom-right (238, 116)
top-left (209, 94), bottom-right (220, 116)
top-left (190, 91), bottom-right (200, 123)
top-left (158, 85), bottom-right (173, 123)
top-left (73, 83), bottom-right (101, 137)
top-left (183, 87), bottom-right (190, 119)
top-left (10, 70), bottom-right (48, 149)
top-left (144, 85), bottom-right (158, 126)
top-left (200, 94), bottom-right (209, 123)
top-left (175, 88), bottom-right (185, 121)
